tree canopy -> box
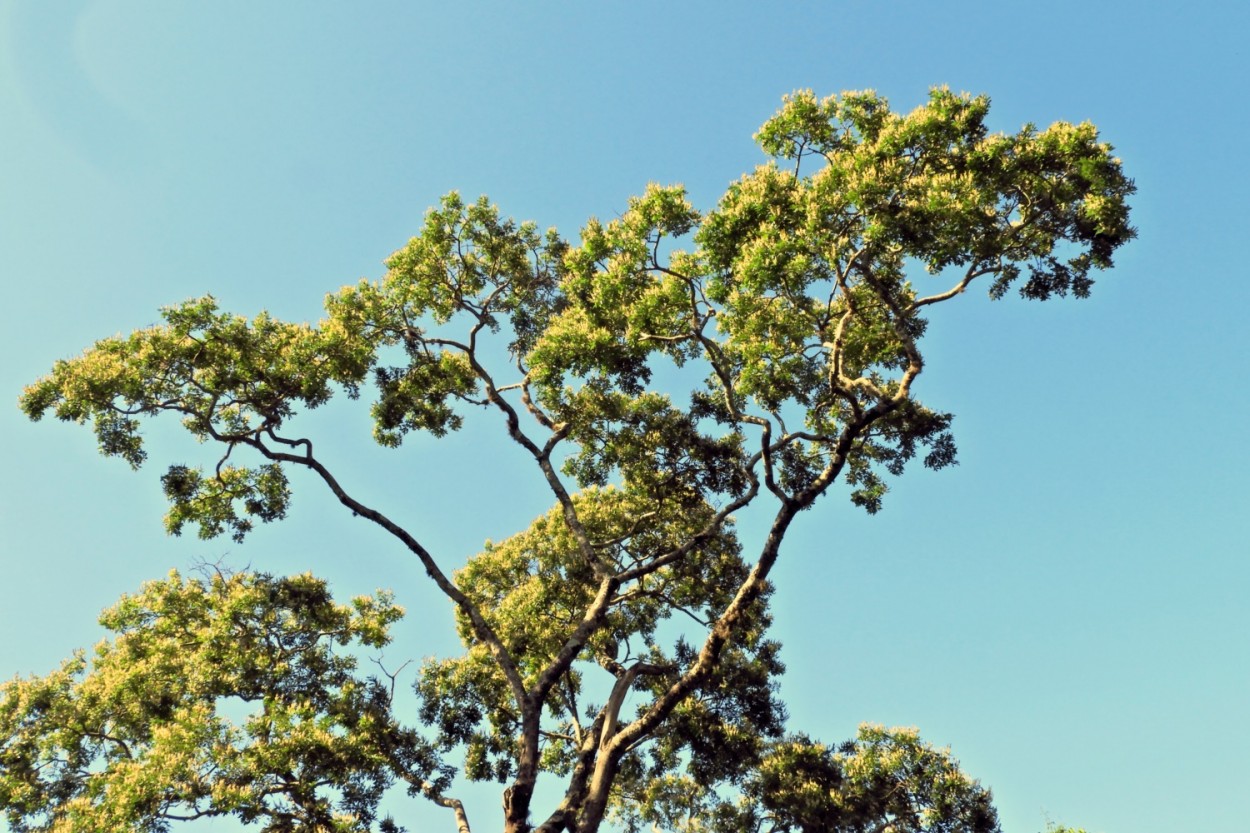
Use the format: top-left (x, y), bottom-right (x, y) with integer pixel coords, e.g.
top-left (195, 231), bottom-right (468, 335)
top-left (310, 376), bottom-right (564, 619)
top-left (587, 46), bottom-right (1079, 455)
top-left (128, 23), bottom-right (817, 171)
top-left (8, 87), bottom-right (1134, 833)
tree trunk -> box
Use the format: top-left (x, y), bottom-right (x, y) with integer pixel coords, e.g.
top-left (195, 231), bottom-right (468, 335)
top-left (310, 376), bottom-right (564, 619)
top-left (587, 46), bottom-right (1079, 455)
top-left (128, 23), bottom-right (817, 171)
top-left (503, 781), bottom-right (535, 833)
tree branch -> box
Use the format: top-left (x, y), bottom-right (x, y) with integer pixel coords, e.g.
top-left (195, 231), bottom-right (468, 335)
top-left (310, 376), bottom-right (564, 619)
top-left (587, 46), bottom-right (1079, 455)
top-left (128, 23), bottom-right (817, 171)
top-left (395, 769), bottom-right (473, 833)
top-left (231, 433), bottom-right (529, 713)
top-left (911, 262), bottom-right (999, 309)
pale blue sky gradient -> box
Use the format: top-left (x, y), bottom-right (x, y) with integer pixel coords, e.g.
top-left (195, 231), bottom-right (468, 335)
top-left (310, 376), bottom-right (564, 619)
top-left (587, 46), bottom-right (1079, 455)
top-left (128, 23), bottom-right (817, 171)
top-left (2, 3), bottom-right (1247, 832)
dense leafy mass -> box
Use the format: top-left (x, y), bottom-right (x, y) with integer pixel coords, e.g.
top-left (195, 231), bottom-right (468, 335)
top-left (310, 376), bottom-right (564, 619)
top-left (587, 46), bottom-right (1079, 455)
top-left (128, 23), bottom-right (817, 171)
top-left (0, 571), bottom-right (440, 832)
top-left (12, 88), bottom-right (1133, 832)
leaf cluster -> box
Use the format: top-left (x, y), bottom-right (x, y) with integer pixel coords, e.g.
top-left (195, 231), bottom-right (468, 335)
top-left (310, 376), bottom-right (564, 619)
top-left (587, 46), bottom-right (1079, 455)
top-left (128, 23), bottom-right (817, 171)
top-left (615, 725), bottom-right (1000, 833)
top-left (0, 571), bottom-right (440, 833)
top-left (416, 487), bottom-right (781, 786)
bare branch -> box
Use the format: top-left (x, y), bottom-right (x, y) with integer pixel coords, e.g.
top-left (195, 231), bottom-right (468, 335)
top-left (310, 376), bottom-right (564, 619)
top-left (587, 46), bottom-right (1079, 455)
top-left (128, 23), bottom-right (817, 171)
top-left (395, 769), bottom-right (473, 833)
top-left (911, 262), bottom-right (999, 309)
top-left (370, 656), bottom-right (413, 704)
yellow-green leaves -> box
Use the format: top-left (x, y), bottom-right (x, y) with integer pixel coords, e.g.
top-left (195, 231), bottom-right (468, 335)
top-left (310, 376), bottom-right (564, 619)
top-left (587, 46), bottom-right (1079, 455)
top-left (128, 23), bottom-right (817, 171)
top-left (20, 87), bottom-right (1133, 530)
top-left (530, 184), bottom-right (703, 405)
top-left (0, 571), bottom-right (432, 833)
top-left (364, 191), bottom-right (569, 344)
top-left (731, 725), bottom-right (1000, 833)
top-left (686, 87), bottom-right (1131, 508)
top-left (18, 297), bottom-right (375, 542)
top-left (749, 87), bottom-right (1134, 297)
top-left (160, 462), bottom-right (291, 542)
top-left (15, 87), bottom-right (1136, 832)
top-left (459, 487), bottom-right (744, 661)
top-left (415, 487), bottom-right (752, 785)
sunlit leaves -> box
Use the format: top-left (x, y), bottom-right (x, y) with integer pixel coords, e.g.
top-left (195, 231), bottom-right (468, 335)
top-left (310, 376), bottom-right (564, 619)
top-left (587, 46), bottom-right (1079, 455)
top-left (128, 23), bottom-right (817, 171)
top-left (463, 487), bottom-right (744, 660)
top-left (337, 191), bottom-right (569, 354)
top-left (530, 184), bottom-right (704, 408)
top-left (415, 487), bottom-right (755, 785)
top-left (732, 725), bottom-right (1000, 833)
top-left (18, 297), bottom-right (370, 542)
top-left (160, 462), bottom-right (290, 542)
top-left (0, 571), bottom-right (434, 833)
top-left (15, 86), bottom-right (1133, 832)
top-left (612, 724), bottom-right (999, 833)
top-left (20, 87), bottom-right (1134, 533)
top-left (799, 724), bottom-right (1001, 833)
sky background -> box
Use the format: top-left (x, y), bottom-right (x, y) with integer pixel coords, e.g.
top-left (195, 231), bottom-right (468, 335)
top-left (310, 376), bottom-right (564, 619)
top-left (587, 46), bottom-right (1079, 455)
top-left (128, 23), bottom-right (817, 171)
top-left (1, 2), bottom-right (1247, 832)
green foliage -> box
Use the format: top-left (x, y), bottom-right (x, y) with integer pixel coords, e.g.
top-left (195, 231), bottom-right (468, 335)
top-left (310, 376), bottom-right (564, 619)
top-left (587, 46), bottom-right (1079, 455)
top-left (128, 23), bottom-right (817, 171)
top-left (455, 487), bottom-right (747, 676)
top-left (748, 725), bottom-right (1000, 833)
top-left (14, 87), bottom-right (1132, 832)
top-left (0, 571), bottom-right (442, 832)
top-left (610, 725), bottom-right (1000, 833)
top-left (416, 486), bottom-right (786, 800)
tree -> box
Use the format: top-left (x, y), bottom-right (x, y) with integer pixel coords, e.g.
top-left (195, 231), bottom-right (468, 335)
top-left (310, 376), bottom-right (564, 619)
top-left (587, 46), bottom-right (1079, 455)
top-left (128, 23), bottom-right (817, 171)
top-left (8, 88), bottom-right (1134, 833)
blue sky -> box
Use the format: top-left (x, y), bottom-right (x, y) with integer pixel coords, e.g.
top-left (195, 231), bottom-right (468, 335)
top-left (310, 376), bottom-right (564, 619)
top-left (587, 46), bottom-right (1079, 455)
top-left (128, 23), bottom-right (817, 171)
top-left (1, 2), bottom-right (1247, 831)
